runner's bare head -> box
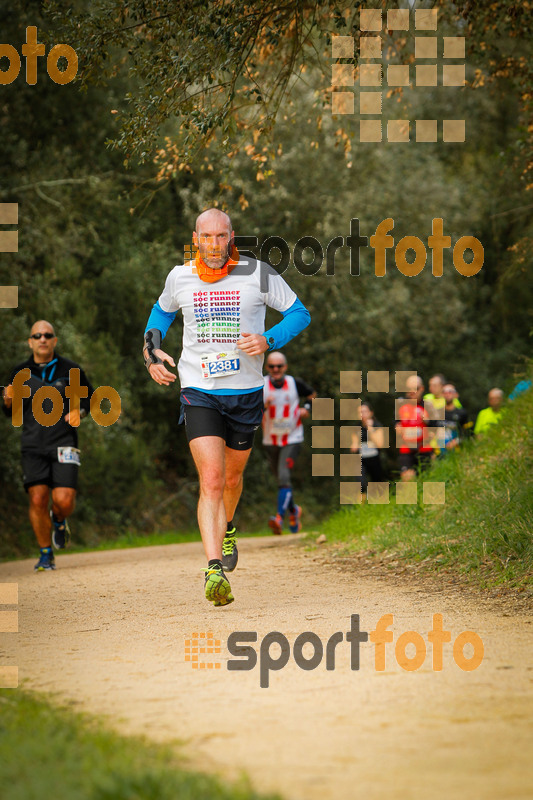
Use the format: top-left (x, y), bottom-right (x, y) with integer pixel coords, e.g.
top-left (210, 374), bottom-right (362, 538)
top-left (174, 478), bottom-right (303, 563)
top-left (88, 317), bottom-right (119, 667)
top-left (266, 351), bottom-right (287, 378)
top-left (195, 208), bottom-right (232, 235)
top-left (429, 374), bottom-right (445, 397)
top-left (30, 319), bottom-right (55, 337)
top-left (193, 208), bottom-right (234, 270)
top-left (488, 387), bottom-right (504, 409)
top-left (406, 374), bottom-right (423, 397)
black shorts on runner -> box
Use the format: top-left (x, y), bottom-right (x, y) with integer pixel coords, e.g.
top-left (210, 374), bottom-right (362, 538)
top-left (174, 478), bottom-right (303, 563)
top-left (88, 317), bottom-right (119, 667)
top-left (361, 453), bottom-right (385, 490)
top-left (22, 446), bottom-right (80, 492)
top-left (399, 451), bottom-right (431, 474)
top-left (180, 388), bottom-right (263, 451)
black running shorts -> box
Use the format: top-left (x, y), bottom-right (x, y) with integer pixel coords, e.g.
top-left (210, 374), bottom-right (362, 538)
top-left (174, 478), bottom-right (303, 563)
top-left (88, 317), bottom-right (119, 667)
top-left (22, 446), bottom-right (80, 491)
top-left (180, 388), bottom-right (263, 451)
top-left (361, 453), bottom-right (385, 490)
top-left (399, 451), bottom-right (431, 473)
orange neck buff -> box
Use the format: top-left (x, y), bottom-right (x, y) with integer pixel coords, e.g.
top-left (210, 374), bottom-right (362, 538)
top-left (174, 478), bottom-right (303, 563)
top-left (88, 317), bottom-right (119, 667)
top-left (194, 246), bottom-right (240, 283)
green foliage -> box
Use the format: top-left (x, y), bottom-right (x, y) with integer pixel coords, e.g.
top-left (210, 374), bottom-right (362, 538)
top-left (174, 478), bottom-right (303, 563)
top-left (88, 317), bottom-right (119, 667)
top-left (50, 0), bottom-right (346, 164)
top-left (0, 689), bottom-right (280, 800)
top-left (321, 378), bottom-right (533, 589)
top-left (47, 0), bottom-right (532, 185)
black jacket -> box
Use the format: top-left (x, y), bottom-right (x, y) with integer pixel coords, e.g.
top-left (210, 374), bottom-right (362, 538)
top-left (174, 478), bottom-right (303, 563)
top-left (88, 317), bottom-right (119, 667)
top-left (3, 354), bottom-right (94, 451)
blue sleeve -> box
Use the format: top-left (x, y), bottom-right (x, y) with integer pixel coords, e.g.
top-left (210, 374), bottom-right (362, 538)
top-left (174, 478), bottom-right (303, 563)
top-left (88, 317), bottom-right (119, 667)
top-left (144, 301), bottom-right (177, 338)
top-left (263, 298), bottom-right (310, 350)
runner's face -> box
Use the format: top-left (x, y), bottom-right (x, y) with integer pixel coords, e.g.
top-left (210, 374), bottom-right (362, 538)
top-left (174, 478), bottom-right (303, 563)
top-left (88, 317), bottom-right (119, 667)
top-left (28, 322), bottom-right (56, 362)
top-left (359, 404), bottom-right (372, 423)
top-left (488, 390), bottom-right (502, 410)
top-left (443, 386), bottom-right (455, 405)
top-left (406, 376), bottom-right (423, 400)
top-left (429, 377), bottom-right (443, 397)
top-left (266, 360), bottom-right (287, 379)
top-left (194, 221), bottom-right (233, 269)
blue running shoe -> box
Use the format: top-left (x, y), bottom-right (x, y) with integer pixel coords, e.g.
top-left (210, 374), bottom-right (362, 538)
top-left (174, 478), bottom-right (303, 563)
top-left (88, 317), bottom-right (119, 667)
top-left (35, 548), bottom-right (56, 571)
top-left (50, 511), bottom-right (71, 550)
top-left (288, 505), bottom-right (302, 534)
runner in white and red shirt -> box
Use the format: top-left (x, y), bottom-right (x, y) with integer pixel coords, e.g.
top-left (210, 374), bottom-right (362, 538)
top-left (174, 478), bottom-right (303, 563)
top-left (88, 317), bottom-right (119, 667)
top-left (262, 352), bottom-right (315, 535)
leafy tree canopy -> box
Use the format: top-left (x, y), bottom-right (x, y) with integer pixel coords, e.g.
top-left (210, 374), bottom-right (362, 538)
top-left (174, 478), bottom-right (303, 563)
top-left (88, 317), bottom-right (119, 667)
top-left (50, 0), bottom-right (531, 180)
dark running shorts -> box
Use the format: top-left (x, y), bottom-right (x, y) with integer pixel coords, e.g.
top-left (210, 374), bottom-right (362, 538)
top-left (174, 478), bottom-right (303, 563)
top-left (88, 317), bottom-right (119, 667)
top-left (22, 446), bottom-right (80, 492)
top-left (180, 388), bottom-right (263, 451)
top-left (361, 453), bottom-right (385, 490)
top-left (399, 451), bottom-right (431, 473)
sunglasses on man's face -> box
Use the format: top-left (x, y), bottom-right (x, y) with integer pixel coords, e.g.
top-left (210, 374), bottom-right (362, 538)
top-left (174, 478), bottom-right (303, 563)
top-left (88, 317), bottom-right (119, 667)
top-left (267, 364), bottom-right (285, 369)
top-left (31, 332), bottom-right (54, 340)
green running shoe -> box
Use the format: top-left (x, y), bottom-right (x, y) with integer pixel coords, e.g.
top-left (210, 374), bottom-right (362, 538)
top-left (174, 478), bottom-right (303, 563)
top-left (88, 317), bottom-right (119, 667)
top-left (222, 527), bottom-right (238, 572)
top-left (204, 564), bottom-right (234, 606)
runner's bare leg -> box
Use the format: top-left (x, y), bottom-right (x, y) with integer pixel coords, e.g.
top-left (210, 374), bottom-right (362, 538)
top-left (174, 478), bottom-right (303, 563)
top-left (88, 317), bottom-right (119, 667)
top-left (189, 436), bottom-right (228, 560)
top-left (51, 487), bottom-right (76, 520)
top-left (28, 485), bottom-right (52, 548)
top-left (223, 445), bottom-right (252, 524)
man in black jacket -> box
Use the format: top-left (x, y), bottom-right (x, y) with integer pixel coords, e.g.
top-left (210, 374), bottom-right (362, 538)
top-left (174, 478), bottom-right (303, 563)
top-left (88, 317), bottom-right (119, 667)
top-left (2, 320), bottom-right (93, 571)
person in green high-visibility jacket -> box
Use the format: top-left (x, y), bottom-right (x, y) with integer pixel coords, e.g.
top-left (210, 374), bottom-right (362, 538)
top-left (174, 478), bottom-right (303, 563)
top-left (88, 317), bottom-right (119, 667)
top-left (474, 388), bottom-right (505, 436)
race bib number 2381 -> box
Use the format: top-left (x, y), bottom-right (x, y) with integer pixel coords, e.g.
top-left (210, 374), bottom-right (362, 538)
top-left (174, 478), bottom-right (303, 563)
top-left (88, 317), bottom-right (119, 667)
top-left (57, 446), bottom-right (81, 465)
top-left (201, 350), bottom-right (240, 379)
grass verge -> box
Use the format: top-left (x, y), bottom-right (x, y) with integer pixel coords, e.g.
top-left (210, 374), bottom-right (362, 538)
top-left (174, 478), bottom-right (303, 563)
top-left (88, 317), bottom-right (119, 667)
top-left (0, 688), bottom-right (279, 800)
top-left (320, 387), bottom-right (533, 590)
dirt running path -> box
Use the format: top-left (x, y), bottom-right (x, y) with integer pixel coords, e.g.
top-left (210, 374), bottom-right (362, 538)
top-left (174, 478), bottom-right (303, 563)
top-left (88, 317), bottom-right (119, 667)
top-left (1, 536), bottom-right (532, 800)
